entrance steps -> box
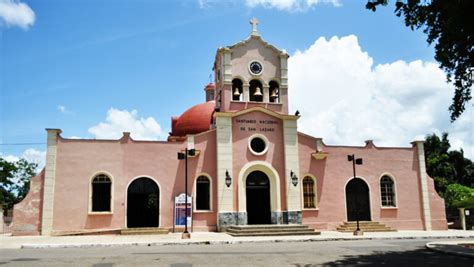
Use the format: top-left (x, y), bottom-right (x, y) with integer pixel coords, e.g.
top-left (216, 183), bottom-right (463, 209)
top-left (226, 224), bottom-right (320, 237)
top-left (120, 227), bottom-right (169, 235)
top-left (336, 221), bottom-right (397, 232)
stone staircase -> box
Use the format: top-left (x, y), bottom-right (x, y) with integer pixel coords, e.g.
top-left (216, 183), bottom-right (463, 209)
top-left (120, 227), bottom-right (169, 235)
top-left (336, 221), bottom-right (397, 232)
top-left (226, 224), bottom-right (320, 237)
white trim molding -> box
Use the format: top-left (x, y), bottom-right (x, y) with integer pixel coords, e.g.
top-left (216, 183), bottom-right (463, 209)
top-left (379, 173), bottom-right (398, 208)
top-left (248, 133), bottom-right (269, 156)
top-left (237, 161), bottom-right (281, 213)
top-left (301, 174), bottom-right (318, 210)
top-left (193, 173), bottom-right (213, 212)
top-left (88, 171), bottom-right (114, 214)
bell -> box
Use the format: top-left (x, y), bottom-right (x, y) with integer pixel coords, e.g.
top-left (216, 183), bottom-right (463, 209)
top-left (270, 88), bottom-right (278, 99)
top-left (233, 87), bottom-right (241, 96)
top-left (253, 87), bottom-right (262, 96)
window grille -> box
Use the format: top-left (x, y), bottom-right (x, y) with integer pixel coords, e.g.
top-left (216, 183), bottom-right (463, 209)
top-left (380, 176), bottom-right (396, 207)
top-left (303, 176), bottom-right (316, 208)
top-left (91, 174), bottom-right (112, 212)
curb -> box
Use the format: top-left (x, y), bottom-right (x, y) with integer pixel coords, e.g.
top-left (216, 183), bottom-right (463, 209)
top-left (20, 234), bottom-right (474, 249)
top-left (426, 242), bottom-right (474, 259)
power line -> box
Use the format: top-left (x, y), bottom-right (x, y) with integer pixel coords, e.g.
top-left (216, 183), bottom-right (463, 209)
top-left (0, 143), bottom-right (46, 146)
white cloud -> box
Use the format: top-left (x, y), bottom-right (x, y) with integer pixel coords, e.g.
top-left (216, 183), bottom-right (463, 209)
top-left (2, 148), bottom-right (46, 173)
top-left (289, 35), bottom-right (473, 159)
top-left (198, 0), bottom-right (209, 9)
top-left (88, 108), bottom-right (166, 140)
top-left (0, 0), bottom-right (35, 30)
top-left (57, 105), bottom-right (66, 113)
top-left (245, 0), bottom-right (341, 11)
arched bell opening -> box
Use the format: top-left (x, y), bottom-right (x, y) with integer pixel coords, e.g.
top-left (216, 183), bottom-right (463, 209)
top-left (269, 81), bottom-right (279, 103)
top-left (232, 78), bottom-right (243, 101)
top-left (249, 80), bottom-right (263, 102)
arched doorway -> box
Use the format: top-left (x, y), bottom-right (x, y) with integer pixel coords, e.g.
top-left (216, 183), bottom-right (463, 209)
top-left (246, 171), bottom-right (271, 224)
top-left (127, 177), bottom-right (159, 228)
top-left (345, 178), bottom-right (371, 221)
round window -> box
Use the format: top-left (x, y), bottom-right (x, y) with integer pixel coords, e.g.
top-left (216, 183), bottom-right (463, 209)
top-left (248, 135), bottom-right (268, 156)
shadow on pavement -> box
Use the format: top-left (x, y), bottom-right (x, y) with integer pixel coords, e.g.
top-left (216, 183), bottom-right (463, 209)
top-left (314, 248), bottom-right (473, 266)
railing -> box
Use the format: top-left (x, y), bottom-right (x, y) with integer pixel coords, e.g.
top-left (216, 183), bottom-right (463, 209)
top-left (1, 217), bottom-right (12, 235)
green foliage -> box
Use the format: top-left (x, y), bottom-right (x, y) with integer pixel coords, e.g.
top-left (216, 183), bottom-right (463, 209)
top-left (444, 183), bottom-right (474, 208)
top-left (366, 0), bottom-right (473, 121)
top-left (0, 157), bottom-right (37, 211)
top-left (423, 132), bottom-right (474, 200)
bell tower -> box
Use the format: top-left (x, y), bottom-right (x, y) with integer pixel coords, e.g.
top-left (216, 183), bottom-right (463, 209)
top-left (213, 18), bottom-right (289, 115)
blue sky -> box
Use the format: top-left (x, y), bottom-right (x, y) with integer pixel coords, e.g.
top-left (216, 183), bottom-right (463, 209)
top-left (1, 0), bottom-right (473, 166)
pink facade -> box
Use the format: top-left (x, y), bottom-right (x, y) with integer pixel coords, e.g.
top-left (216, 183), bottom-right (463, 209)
top-left (298, 134), bottom-right (446, 230)
top-left (12, 22), bottom-right (447, 236)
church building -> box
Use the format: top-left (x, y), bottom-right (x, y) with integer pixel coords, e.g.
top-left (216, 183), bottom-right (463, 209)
top-left (12, 19), bottom-right (447, 236)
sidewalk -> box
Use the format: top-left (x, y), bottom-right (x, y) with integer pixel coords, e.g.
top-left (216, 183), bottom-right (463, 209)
top-left (1, 230), bottom-right (473, 250)
top-left (426, 240), bottom-right (474, 259)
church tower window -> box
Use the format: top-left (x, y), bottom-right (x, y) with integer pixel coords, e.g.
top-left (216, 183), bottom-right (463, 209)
top-left (380, 176), bottom-right (396, 207)
top-left (91, 174), bottom-right (112, 212)
top-left (249, 80), bottom-right (263, 102)
top-left (232, 79), bottom-right (243, 101)
top-left (196, 176), bottom-right (211, 211)
top-left (269, 81), bottom-right (279, 103)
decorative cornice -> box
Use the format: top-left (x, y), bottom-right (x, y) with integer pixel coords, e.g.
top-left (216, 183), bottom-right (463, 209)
top-left (218, 35), bottom-right (289, 57)
top-left (214, 106), bottom-right (298, 120)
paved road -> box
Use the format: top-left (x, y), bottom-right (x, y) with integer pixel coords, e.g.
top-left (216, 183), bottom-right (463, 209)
top-left (0, 238), bottom-right (472, 266)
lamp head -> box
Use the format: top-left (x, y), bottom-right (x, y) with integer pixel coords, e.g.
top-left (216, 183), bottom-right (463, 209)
top-left (290, 171), bottom-right (298, 187)
top-left (225, 170), bottom-right (232, 187)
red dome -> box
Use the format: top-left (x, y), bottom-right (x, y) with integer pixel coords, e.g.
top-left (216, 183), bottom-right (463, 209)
top-left (204, 83), bottom-right (215, 90)
top-left (171, 101), bottom-right (215, 137)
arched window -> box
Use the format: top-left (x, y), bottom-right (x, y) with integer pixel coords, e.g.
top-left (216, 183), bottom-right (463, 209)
top-left (91, 174), bottom-right (112, 212)
top-left (232, 79), bottom-right (243, 101)
top-left (269, 81), bottom-right (279, 103)
top-left (380, 176), bottom-right (396, 207)
top-left (249, 80), bottom-right (263, 102)
top-left (196, 176), bottom-right (211, 210)
top-left (302, 176), bottom-right (316, 209)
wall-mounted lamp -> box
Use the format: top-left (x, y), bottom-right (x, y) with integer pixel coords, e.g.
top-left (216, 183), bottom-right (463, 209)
top-left (225, 170), bottom-right (232, 187)
top-left (290, 170), bottom-right (298, 187)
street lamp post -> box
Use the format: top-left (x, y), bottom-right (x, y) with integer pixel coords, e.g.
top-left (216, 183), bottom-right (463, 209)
top-left (178, 148), bottom-right (195, 239)
top-left (347, 154), bottom-right (363, 236)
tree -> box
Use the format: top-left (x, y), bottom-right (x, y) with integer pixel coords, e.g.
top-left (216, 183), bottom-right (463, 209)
top-left (367, 0), bottom-right (473, 121)
top-left (424, 133), bottom-right (474, 196)
top-left (444, 183), bottom-right (474, 209)
top-left (0, 157), bottom-right (37, 212)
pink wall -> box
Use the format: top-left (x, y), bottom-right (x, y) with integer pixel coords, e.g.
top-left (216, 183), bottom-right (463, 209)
top-left (191, 130), bottom-right (217, 231)
top-left (427, 175), bottom-right (448, 230)
top-left (50, 131), bottom-right (217, 233)
top-left (12, 170), bottom-right (44, 236)
top-left (298, 133), bottom-right (447, 230)
top-left (231, 111), bottom-right (287, 211)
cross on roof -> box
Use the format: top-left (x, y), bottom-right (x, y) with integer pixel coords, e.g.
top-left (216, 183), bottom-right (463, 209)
top-left (250, 17), bottom-right (259, 36)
